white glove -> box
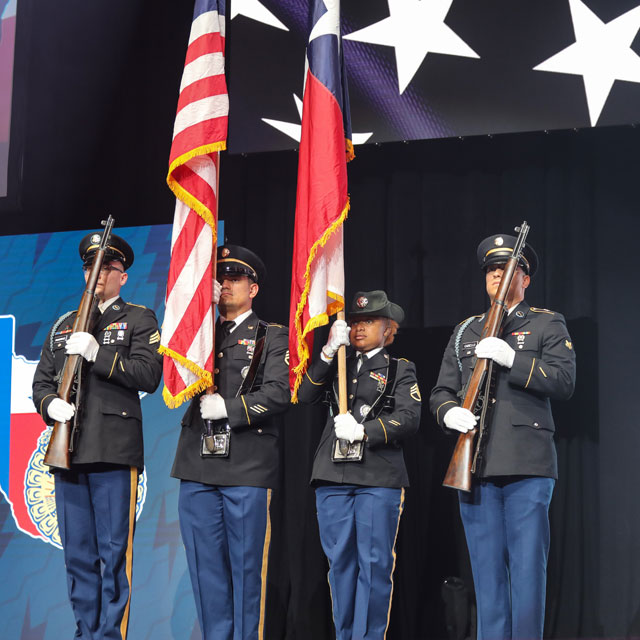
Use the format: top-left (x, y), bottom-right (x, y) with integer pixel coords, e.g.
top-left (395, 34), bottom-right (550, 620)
top-left (322, 319), bottom-right (350, 360)
top-left (65, 332), bottom-right (100, 362)
top-left (47, 398), bottom-right (76, 423)
top-left (213, 279), bottom-right (222, 305)
top-left (443, 406), bottom-right (478, 433)
top-left (475, 337), bottom-right (515, 368)
top-left (200, 393), bottom-right (228, 420)
top-left (334, 412), bottom-right (365, 443)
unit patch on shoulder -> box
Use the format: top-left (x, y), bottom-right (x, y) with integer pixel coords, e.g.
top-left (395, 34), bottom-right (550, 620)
top-left (410, 383), bottom-right (421, 402)
top-left (565, 340), bottom-right (573, 350)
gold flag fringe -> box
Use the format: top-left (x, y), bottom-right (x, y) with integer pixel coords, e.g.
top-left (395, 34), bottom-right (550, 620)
top-left (290, 198), bottom-right (350, 403)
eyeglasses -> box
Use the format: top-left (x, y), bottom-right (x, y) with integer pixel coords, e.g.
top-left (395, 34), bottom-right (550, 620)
top-left (82, 264), bottom-right (124, 274)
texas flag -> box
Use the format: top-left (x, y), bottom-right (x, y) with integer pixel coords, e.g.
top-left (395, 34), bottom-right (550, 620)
top-left (289, 0), bottom-right (353, 401)
top-left (0, 315), bottom-right (61, 547)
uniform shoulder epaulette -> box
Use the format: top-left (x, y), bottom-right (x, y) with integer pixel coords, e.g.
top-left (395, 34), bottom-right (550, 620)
top-left (125, 302), bottom-right (147, 309)
top-left (396, 357), bottom-right (410, 363)
top-left (267, 322), bottom-right (285, 328)
top-left (530, 307), bottom-right (555, 315)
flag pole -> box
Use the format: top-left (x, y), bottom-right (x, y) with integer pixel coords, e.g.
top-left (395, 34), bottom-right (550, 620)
top-left (208, 150), bottom-right (221, 395)
top-left (336, 309), bottom-right (348, 414)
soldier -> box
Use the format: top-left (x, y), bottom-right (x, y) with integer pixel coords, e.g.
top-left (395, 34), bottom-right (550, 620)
top-left (430, 234), bottom-right (576, 640)
top-left (171, 245), bottom-right (290, 640)
top-left (298, 290), bottom-right (421, 640)
top-left (32, 231), bottom-right (163, 640)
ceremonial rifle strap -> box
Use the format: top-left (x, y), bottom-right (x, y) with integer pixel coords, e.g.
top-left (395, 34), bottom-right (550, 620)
top-left (236, 321), bottom-right (269, 397)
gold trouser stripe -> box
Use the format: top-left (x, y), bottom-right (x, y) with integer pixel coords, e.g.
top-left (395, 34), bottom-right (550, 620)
top-left (241, 395), bottom-right (251, 424)
top-left (258, 488), bottom-right (272, 640)
top-left (378, 418), bottom-right (388, 444)
top-left (108, 352), bottom-right (119, 379)
top-left (436, 400), bottom-right (457, 424)
top-left (40, 394), bottom-right (57, 420)
top-left (119, 467), bottom-right (138, 640)
top-left (524, 357), bottom-right (536, 389)
top-left (305, 370), bottom-right (324, 386)
top-left (384, 488), bottom-right (405, 639)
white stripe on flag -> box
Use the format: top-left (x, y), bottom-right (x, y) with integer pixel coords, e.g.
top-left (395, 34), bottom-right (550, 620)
top-left (180, 52), bottom-right (225, 93)
top-left (186, 154), bottom-right (218, 194)
top-left (173, 94), bottom-right (229, 139)
top-left (189, 10), bottom-right (225, 45)
top-left (162, 223), bottom-right (213, 342)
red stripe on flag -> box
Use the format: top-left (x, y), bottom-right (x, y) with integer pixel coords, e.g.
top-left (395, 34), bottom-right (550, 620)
top-left (170, 116), bottom-right (228, 166)
top-left (185, 32), bottom-right (225, 65)
top-left (177, 75), bottom-right (228, 114)
top-left (165, 210), bottom-right (206, 299)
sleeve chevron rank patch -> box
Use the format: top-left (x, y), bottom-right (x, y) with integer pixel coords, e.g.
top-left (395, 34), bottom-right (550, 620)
top-left (410, 383), bottom-right (421, 402)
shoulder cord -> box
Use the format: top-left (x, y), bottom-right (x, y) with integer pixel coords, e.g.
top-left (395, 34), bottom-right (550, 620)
top-left (455, 316), bottom-right (477, 372)
top-left (48, 311), bottom-right (75, 352)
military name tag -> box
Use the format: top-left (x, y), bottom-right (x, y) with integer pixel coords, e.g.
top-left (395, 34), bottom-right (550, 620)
top-left (331, 438), bottom-right (364, 463)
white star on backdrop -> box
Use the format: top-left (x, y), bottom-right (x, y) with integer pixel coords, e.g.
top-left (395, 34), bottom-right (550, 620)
top-left (230, 0), bottom-right (288, 31)
top-left (344, 0), bottom-right (479, 94)
top-left (534, 0), bottom-right (640, 126)
top-left (261, 94), bottom-right (373, 145)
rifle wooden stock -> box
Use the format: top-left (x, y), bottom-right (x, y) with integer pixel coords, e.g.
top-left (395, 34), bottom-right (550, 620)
top-left (443, 222), bottom-right (529, 491)
top-left (44, 217), bottom-right (115, 470)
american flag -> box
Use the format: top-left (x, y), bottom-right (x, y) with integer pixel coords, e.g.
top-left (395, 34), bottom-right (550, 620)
top-left (289, 0), bottom-right (353, 401)
top-left (160, 0), bottom-right (228, 408)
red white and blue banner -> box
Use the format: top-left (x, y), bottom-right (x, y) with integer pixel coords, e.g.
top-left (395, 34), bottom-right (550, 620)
top-left (160, 0), bottom-right (229, 408)
top-left (289, 0), bottom-right (353, 400)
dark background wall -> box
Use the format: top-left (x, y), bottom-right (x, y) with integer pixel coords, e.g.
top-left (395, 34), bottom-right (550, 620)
top-left (2, 1), bottom-right (640, 637)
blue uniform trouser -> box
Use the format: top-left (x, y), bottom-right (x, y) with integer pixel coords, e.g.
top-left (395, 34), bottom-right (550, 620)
top-left (315, 485), bottom-right (404, 640)
top-left (178, 482), bottom-right (272, 640)
top-left (458, 476), bottom-right (555, 640)
top-left (54, 464), bottom-right (138, 640)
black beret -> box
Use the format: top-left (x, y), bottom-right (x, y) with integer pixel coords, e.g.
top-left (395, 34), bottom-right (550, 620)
top-left (348, 290), bottom-right (405, 324)
top-left (79, 232), bottom-right (135, 270)
top-left (217, 244), bottom-right (266, 283)
top-left (476, 234), bottom-right (538, 277)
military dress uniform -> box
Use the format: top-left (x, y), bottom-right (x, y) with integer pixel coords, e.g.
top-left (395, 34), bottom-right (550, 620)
top-left (298, 291), bottom-right (421, 640)
top-left (32, 233), bottom-right (163, 640)
top-left (171, 246), bottom-right (290, 640)
top-left (430, 235), bottom-right (576, 640)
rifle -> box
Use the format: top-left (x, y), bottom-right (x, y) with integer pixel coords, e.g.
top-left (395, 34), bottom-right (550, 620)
top-left (44, 216), bottom-right (115, 470)
top-left (442, 221), bottom-right (530, 492)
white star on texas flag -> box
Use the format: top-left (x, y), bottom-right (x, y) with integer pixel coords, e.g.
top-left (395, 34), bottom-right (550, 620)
top-left (344, 0), bottom-right (479, 95)
top-left (534, 0), bottom-right (640, 126)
